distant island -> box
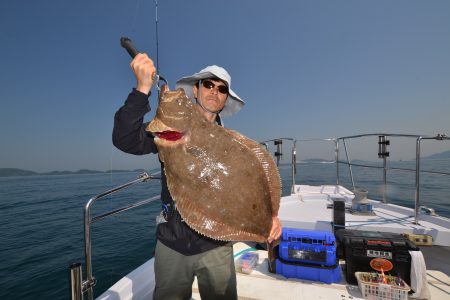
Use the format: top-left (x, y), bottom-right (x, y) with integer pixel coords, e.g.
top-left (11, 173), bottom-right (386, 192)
top-left (1, 150), bottom-right (449, 178)
top-left (0, 168), bottom-right (148, 178)
top-left (424, 150), bottom-right (450, 160)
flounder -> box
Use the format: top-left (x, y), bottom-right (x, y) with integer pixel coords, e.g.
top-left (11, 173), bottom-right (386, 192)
top-left (146, 89), bottom-right (281, 243)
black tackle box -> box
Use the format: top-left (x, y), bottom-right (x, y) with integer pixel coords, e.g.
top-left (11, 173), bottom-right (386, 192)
top-left (335, 229), bottom-right (420, 285)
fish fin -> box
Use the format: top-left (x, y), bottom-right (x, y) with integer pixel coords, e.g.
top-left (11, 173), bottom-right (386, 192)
top-left (224, 129), bottom-right (281, 217)
top-left (179, 204), bottom-right (267, 242)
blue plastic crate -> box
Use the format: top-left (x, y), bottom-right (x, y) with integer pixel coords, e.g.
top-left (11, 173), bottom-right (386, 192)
top-left (275, 259), bottom-right (341, 284)
top-left (279, 228), bottom-right (337, 266)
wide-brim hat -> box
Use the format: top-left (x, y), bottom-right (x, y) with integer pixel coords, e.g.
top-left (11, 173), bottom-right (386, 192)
top-left (175, 65), bottom-right (245, 117)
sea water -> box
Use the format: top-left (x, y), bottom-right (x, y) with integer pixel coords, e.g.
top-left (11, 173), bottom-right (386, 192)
top-left (1, 160), bottom-right (449, 299)
top-left (0, 172), bottom-right (161, 299)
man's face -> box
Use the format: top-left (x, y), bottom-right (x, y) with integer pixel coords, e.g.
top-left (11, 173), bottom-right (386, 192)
top-left (193, 79), bottom-right (228, 113)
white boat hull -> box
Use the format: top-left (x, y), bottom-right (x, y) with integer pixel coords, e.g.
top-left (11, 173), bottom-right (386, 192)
top-left (97, 185), bottom-right (450, 300)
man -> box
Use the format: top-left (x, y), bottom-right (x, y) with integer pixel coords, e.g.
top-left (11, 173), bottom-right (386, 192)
top-left (113, 53), bottom-right (282, 299)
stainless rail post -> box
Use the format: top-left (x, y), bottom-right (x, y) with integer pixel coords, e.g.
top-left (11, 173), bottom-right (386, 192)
top-left (414, 137), bottom-right (422, 224)
top-left (70, 262), bottom-right (83, 300)
top-left (335, 139), bottom-right (339, 185)
top-left (377, 135), bottom-right (390, 204)
top-left (291, 140), bottom-right (297, 194)
top-left (82, 172), bottom-right (155, 300)
top-left (274, 139), bottom-right (283, 166)
top-left (383, 155), bottom-right (387, 204)
top-left (84, 201), bottom-right (95, 300)
top-left (260, 138), bottom-right (295, 193)
top-left (342, 139), bottom-right (355, 189)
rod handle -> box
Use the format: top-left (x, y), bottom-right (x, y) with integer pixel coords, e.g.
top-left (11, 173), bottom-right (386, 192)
top-left (120, 37), bottom-right (139, 58)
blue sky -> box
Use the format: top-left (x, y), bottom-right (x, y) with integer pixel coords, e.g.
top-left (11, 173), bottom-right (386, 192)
top-left (1, 0), bottom-right (449, 172)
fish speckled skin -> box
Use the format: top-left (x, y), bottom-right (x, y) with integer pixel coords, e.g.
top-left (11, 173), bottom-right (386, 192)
top-left (147, 89), bottom-right (280, 242)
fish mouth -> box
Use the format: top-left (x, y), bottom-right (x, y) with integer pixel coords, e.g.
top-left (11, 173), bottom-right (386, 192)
top-left (154, 131), bottom-right (184, 141)
top-left (146, 119), bottom-right (186, 143)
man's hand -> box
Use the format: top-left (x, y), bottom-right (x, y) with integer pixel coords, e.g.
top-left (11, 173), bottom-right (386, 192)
top-left (267, 216), bottom-right (282, 243)
top-left (130, 53), bottom-right (156, 95)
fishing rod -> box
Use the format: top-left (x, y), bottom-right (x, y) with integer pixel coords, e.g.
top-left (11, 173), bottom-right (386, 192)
top-left (155, 0), bottom-right (161, 77)
top-left (120, 37), bottom-right (168, 90)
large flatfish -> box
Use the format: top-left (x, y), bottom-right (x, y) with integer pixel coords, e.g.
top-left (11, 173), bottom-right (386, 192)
top-left (146, 89), bottom-right (280, 242)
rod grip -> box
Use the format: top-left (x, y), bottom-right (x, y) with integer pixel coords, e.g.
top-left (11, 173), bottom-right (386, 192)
top-left (120, 37), bottom-right (139, 58)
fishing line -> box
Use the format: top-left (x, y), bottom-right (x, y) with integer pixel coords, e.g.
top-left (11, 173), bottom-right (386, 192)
top-left (106, 0), bottom-right (163, 285)
top-left (110, 146), bottom-right (114, 188)
top-left (111, 0), bottom-right (143, 198)
top-left (110, 0), bottom-right (147, 196)
top-left (108, 145), bottom-right (115, 286)
top-left (154, 0), bottom-right (168, 99)
top-left (155, 0), bottom-right (160, 76)
top-left (130, 0), bottom-right (142, 35)
top-left (105, 0), bottom-right (144, 284)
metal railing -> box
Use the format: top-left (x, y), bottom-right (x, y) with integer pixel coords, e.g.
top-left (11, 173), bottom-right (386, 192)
top-left (71, 133), bottom-right (449, 299)
top-left (263, 133), bottom-right (450, 225)
top-left (69, 172), bottom-right (161, 300)
top-left (336, 133), bottom-right (450, 224)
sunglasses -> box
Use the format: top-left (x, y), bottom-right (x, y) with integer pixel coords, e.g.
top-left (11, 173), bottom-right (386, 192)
top-left (201, 80), bottom-right (229, 95)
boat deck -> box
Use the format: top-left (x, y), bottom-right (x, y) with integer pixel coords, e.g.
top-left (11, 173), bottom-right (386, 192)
top-left (98, 242), bottom-right (450, 300)
top-left (191, 242), bottom-right (450, 300)
top-left (97, 185), bottom-right (450, 300)
top-left (280, 185), bottom-right (450, 246)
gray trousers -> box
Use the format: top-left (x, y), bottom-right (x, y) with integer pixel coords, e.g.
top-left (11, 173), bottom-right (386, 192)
top-left (153, 241), bottom-right (237, 300)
